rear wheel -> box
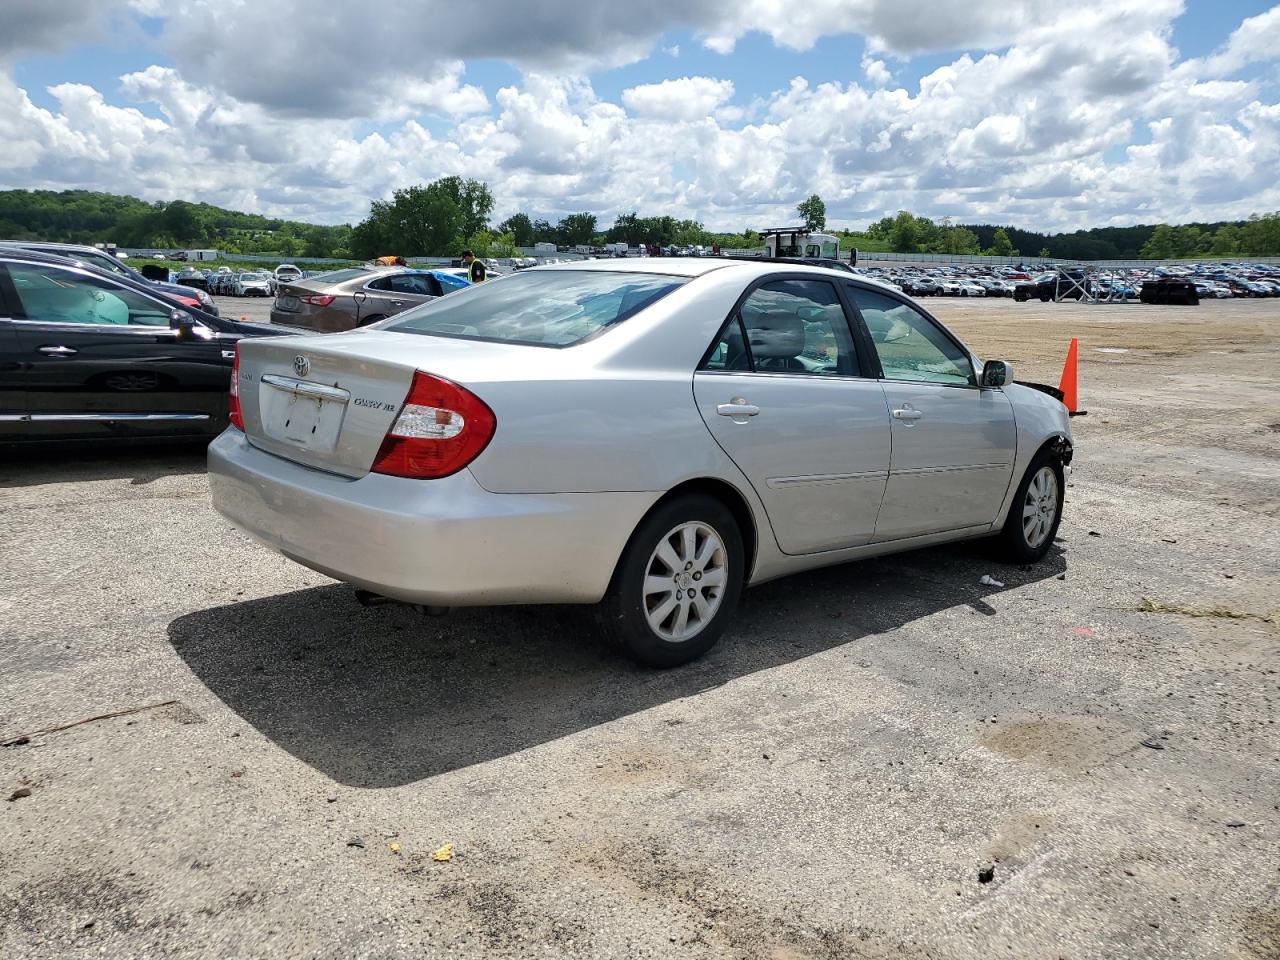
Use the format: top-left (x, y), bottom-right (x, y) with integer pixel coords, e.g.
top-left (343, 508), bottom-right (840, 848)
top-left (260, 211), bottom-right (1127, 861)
top-left (598, 494), bottom-right (744, 667)
top-left (996, 451), bottom-right (1064, 563)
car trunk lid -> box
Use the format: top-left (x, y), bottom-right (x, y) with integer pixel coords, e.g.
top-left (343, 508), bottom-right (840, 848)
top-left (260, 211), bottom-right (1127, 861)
top-left (235, 331), bottom-right (523, 478)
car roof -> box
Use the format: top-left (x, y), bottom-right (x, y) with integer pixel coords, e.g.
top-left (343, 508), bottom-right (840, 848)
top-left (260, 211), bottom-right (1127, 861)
top-left (0, 240), bottom-right (107, 255)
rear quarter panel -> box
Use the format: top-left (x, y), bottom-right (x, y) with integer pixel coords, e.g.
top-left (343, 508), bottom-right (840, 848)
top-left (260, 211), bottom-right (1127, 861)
top-left (465, 265), bottom-right (755, 495)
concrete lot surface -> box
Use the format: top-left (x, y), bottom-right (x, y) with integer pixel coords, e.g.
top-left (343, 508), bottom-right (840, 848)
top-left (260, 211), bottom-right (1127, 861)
top-left (2, 297), bottom-right (1278, 959)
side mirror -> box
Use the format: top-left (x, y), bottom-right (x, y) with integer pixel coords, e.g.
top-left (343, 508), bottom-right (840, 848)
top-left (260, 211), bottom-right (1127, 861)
top-left (170, 310), bottom-right (196, 334)
top-left (982, 359), bottom-right (1014, 387)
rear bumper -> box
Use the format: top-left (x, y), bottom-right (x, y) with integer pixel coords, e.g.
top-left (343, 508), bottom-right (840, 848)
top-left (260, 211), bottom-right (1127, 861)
top-left (267, 308), bottom-right (352, 332)
top-left (207, 429), bottom-right (659, 605)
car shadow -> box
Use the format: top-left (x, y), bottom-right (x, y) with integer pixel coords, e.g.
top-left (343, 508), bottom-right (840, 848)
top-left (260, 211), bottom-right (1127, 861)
top-left (0, 443), bottom-right (208, 487)
top-left (168, 542), bottom-right (1066, 788)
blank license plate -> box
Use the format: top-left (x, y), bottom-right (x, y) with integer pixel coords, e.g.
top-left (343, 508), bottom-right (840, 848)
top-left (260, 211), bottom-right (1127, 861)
top-left (261, 383), bottom-right (347, 453)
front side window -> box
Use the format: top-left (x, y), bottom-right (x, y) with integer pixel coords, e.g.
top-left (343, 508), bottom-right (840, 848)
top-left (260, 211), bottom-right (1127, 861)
top-left (383, 270), bottom-right (686, 347)
top-left (846, 286), bottom-right (974, 385)
top-left (5, 263), bottom-right (173, 326)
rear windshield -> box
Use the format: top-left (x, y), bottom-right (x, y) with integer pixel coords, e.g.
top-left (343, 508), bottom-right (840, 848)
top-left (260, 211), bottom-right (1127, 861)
top-left (381, 270), bottom-right (687, 347)
top-left (309, 268), bottom-right (371, 283)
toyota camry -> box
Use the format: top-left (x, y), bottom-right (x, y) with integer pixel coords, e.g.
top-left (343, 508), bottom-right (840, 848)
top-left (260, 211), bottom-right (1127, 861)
top-left (209, 259), bottom-right (1073, 666)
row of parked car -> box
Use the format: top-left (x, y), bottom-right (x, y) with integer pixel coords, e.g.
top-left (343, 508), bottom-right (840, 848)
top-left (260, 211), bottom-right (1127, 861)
top-left (856, 261), bottom-right (1280, 301)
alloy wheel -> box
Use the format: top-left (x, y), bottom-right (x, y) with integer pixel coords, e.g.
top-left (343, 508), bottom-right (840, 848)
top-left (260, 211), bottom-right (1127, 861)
top-left (1021, 466), bottom-right (1059, 549)
top-left (642, 521), bottom-right (728, 643)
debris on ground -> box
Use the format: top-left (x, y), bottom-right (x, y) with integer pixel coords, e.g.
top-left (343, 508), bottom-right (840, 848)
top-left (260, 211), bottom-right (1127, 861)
top-left (346, 837), bottom-right (365, 849)
top-left (978, 865), bottom-right (995, 884)
top-left (1137, 597), bottom-right (1274, 623)
top-left (1140, 737), bottom-right (1166, 750)
top-left (6, 787), bottom-right (33, 802)
top-left (979, 575), bottom-right (1005, 588)
top-left (432, 843), bottom-right (454, 862)
top-left (0, 699), bottom-right (180, 747)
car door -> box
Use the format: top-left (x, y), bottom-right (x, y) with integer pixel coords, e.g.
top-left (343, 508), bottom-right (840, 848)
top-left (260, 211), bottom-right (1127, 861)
top-left (693, 277), bottom-right (892, 555)
top-left (0, 260), bottom-right (229, 440)
top-left (0, 281), bottom-right (27, 440)
top-left (844, 284), bottom-right (1017, 542)
top-left (363, 273), bottom-right (437, 318)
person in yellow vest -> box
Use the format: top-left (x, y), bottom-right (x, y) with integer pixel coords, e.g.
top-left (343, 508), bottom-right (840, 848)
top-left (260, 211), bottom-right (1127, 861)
top-left (461, 249), bottom-right (487, 283)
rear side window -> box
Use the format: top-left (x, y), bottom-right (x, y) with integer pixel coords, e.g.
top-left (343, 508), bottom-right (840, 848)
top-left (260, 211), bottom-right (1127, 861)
top-left (382, 271), bottom-right (687, 347)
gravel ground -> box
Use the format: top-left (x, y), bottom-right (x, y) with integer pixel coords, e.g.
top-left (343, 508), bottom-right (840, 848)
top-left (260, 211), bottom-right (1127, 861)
top-left (1, 296), bottom-right (1278, 959)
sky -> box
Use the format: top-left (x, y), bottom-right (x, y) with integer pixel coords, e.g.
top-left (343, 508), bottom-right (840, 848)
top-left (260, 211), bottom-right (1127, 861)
top-left (1, 1), bottom-right (1278, 234)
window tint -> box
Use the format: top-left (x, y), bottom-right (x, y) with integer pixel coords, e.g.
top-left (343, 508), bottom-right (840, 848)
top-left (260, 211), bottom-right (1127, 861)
top-left (846, 286), bottom-right (974, 385)
top-left (7, 263), bottom-right (172, 326)
top-left (383, 270), bottom-right (686, 347)
top-left (701, 316), bottom-right (750, 371)
top-left (387, 274), bottom-right (432, 295)
top-left (313, 268), bottom-right (372, 284)
top-left (737, 279), bottom-right (857, 376)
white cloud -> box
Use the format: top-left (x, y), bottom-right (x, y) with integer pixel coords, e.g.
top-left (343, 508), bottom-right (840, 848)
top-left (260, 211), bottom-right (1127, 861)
top-left (622, 77), bottom-right (735, 121)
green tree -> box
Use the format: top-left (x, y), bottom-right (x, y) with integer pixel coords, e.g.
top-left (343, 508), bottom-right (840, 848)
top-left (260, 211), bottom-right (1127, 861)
top-left (888, 210), bottom-right (922, 252)
top-left (986, 227), bottom-right (1018, 257)
top-left (498, 213), bottom-right (535, 247)
top-left (1239, 213), bottom-right (1280, 256)
top-left (1209, 224), bottom-right (1241, 256)
top-left (556, 212), bottom-right (598, 247)
top-left (351, 181), bottom-right (463, 258)
top-left (431, 176), bottom-right (494, 238)
top-left (1038, 247), bottom-right (1051, 258)
top-left (1140, 224), bottom-right (1176, 259)
top-left (797, 194), bottom-right (826, 232)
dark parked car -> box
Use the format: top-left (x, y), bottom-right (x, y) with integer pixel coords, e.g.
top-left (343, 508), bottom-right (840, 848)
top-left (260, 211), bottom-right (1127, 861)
top-left (1014, 271), bottom-right (1090, 302)
top-left (0, 241), bottom-right (220, 316)
top-left (0, 249), bottom-right (290, 443)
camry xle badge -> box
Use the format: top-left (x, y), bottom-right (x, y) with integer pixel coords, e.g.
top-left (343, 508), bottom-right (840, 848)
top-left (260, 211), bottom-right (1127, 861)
top-left (293, 355), bottom-right (310, 377)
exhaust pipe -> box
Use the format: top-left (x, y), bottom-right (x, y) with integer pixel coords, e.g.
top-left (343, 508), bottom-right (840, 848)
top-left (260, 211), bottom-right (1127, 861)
top-left (354, 588), bottom-right (451, 617)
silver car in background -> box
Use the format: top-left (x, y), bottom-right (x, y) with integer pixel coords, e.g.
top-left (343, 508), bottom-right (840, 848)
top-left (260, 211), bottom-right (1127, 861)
top-left (209, 260), bottom-right (1073, 667)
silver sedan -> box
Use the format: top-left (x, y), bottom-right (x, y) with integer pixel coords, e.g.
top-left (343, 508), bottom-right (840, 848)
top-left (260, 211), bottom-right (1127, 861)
top-left (209, 259), bottom-right (1073, 666)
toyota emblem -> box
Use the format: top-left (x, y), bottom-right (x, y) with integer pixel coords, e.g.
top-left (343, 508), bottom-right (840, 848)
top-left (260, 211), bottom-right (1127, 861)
top-left (293, 355), bottom-right (310, 377)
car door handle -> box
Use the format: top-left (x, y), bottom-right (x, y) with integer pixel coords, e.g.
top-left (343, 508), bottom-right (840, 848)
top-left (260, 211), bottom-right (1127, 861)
top-left (716, 399), bottom-right (760, 420)
top-left (38, 345), bottom-right (77, 356)
top-left (892, 406), bottom-right (923, 421)
top-left (389, 300), bottom-right (405, 306)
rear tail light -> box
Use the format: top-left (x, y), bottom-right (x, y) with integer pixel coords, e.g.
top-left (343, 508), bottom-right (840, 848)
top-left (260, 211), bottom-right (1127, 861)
top-left (228, 345), bottom-right (244, 430)
top-left (302, 294), bottom-right (335, 306)
top-left (370, 371), bottom-right (495, 479)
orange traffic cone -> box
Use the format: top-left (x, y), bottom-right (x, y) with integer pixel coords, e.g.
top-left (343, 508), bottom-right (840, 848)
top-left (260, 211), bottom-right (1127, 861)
top-left (1058, 337), bottom-right (1083, 415)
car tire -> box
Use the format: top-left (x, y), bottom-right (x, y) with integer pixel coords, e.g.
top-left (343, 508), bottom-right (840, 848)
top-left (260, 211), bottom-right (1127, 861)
top-left (995, 449), bottom-right (1065, 564)
top-left (597, 494), bottom-right (744, 668)
top-left (357, 314), bottom-right (387, 328)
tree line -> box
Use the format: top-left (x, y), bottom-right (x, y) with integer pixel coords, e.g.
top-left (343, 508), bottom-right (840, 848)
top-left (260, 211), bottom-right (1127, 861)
top-left (3, 186), bottom-right (1278, 261)
top-left (0, 189), bottom-right (354, 258)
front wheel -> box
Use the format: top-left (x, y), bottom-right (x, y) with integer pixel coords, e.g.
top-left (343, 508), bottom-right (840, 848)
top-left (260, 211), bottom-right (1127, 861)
top-left (995, 452), bottom-right (1065, 563)
top-left (597, 494), bottom-right (744, 667)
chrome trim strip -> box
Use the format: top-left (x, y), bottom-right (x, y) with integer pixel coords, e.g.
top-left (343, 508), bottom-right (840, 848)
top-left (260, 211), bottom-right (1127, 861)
top-left (768, 471), bottom-right (887, 488)
top-left (892, 463), bottom-right (1008, 477)
top-left (4, 319), bottom-right (182, 333)
top-left (260, 374), bottom-right (349, 403)
top-left (8, 413), bottom-right (211, 422)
